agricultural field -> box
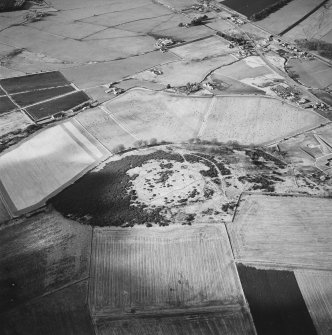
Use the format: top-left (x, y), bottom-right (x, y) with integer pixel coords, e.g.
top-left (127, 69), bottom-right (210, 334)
top-left (50, 144), bottom-right (325, 228)
top-left (0, 119), bottom-right (109, 215)
top-left (0, 96), bottom-right (16, 114)
top-left (237, 264), bottom-right (317, 335)
top-left (89, 224), bottom-right (244, 315)
top-left (295, 270), bottom-right (332, 335)
top-left (0, 197), bottom-right (10, 223)
top-left (286, 58), bottom-right (332, 89)
top-left (131, 54), bottom-right (236, 87)
top-left (95, 307), bottom-right (256, 335)
top-left (257, 0), bottom-right (324, 34)
top-left (171, 36), bottom-right (237, 60)
top-left (0, 281), bottom-right (94, 335)
top-left (229, 194), bottom-right (332, 270)
top-left (201, 95), bottom-right (326, 145)
top-left (284, 0), bottom-right (332, 43)
top-left (26, 90), bottom-right (90, 121)
top-left (0, 210), bottom-right (92, 312)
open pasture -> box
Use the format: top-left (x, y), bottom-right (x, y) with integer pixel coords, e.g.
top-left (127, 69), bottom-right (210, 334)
top-left (75, 107), bottom-right (138, 151)
top-left (229, 194), bottom-right (332, 270)
top-left (0, 281), bottom-right (94, 335)
top-left (287, 58), bottom-right (332, 89)
top-left (237, 264), bottom-right (317, 335)
top-left (132, 54), bottom-right (235, 88)
top-left (99, 89), bottom-right (207, 144)
top-left (26, 90), bottom-right (90, 121)
top-left (61, 51), bottom-right (178, 89)
top-left (171, 36), bottom-right (236, 60)
top-left (95, 307), bottom-right (256, 335)
top-left (295, 270), bottom-right (332, 335)
top-left (202, 95), bottom-right (325, 145)
top-left (0, 119), bottom-right (109, 215)
top-left (89, 224), bottom-right (244, 315)
top-left (0, 210), bottom-right (92, 312)
top-left (257, 0), bottom-right (325, 34)
top-left (284, 1), bottom-right (332, 43)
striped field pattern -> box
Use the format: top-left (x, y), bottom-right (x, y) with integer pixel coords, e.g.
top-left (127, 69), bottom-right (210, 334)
top-left (89, 224), bottom-right (245, 316)
top-left (296, 270), bottom-right (332, 335)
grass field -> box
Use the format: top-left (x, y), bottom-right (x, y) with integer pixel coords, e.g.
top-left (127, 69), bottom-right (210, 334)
top-left (95, 307), bottom-right (256, 335)
top-left (287, 58), bottom-right (332, 89)
top-left (0, 96), bottom-right (16, 114)
top-left (202, 96), bottom-right (326, 145)
top-left (295, 270), bottom-right (332, 335)
top-left (284, 1), bottom-right (332, 43)
top-left (229, 194), bottom-right (332, 270)
top-left (0, 110), bottom-right (33, 136)
top-left (0, 119), bottom-right (109, 215)
top-left (0, 210), bottom-right (92, 312)
top-left (61, 51), bottom-right (178, 89)
top-left (237, 264), bottom-right (317, 335)
top-left (26, 90), bottom-right (90, 121)
top-left (257, 0), bottom-right (323, 34)
top-left (0, 281), bottom-right (94, 335)
top-left (89, 224), bottom-right (244, 315)
top-left (171, 36), bottom-right (236, 60)
top-left (132, 54), bottom-right (235, 87)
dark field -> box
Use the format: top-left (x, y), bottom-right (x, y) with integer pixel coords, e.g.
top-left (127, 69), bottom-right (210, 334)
top-left (12, 86), bottom-right (75, 107)
top-left (0, 281), bottom-right (94, 335)
top-left (0, 71), bottom-right (70, 94)
top-left (0, 86), bottom-right (5, 95)
top-left (0, 96), bottom-right (16, 114)
top-left (26, 91), bottom-right (90, 121)
top-left (50, 150), bottom-right (185, 227)
top-left (0, 211), bottom-right (92, 313)
top-left (237, 264), bottom-right (317, 335)
top-left (221, 0), bottom-right (281, 17)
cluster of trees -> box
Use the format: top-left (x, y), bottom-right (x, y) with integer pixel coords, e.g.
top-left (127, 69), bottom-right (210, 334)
top-left (112, 138), bottom-right (160, 154)
top-left (0, 0), bottom-right (25, 11)
top-left (296, 39), bottom-right (332, 60)
top-left (249, 0), bottom-right (293, 21)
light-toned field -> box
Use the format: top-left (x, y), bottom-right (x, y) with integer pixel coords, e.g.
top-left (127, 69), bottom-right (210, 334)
top-left (100, 89), bottom-right (207, 144)
top-left (95, 307), bottom-right (256, 335)
top-left (284, 0), bottom-right (332, 43)
top-left (257, 0), bottom-right (323, 34)
top-left (202, 95), bottom-right (326, 145)
top-left (0, 110), bottom-right (33, 136)
top-left (0, 210), bottom-right (92, 311)
top-left (75, 107), bottom-right (138, 151)
top-left (1, 281), bottom-right (94, 335)
top-left (295, 270), bottom-right (332, 335)
top-left (84, 89), bottom-right (326, 147)
top-left (228, 194), bottom-right (332, 270)
top-left (0, 119), bottom-right (109, 214)
top-left (287, 58), bottom-right (332, 89)
top-left (132, 54), bottom-right (235, 87)
top-left (213, 56), bottom-right (272, 81)
top-left (171, 36), bottom-right (236, 60)
top-left (89, 224), bottom-right (244, 315)
top-left (61, 51), bottom-right (178, 89)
